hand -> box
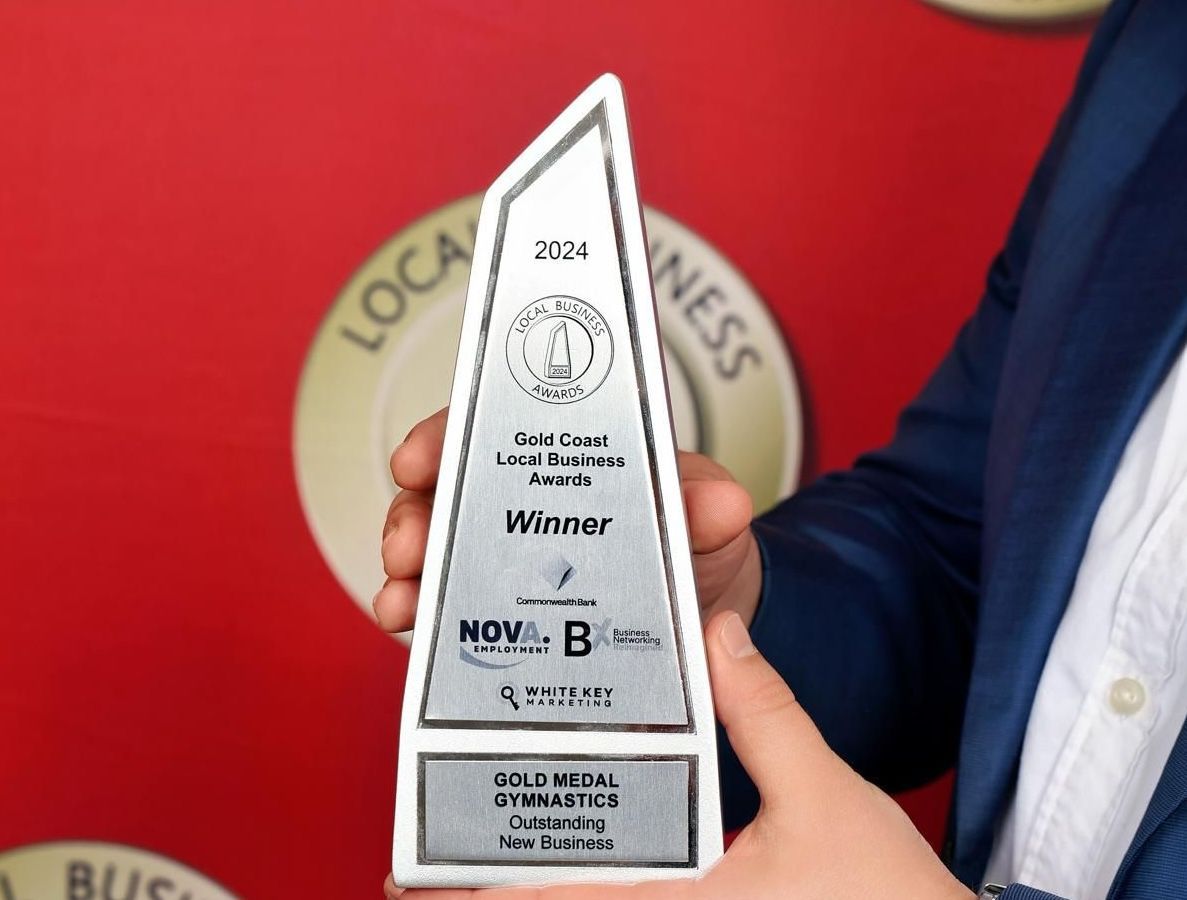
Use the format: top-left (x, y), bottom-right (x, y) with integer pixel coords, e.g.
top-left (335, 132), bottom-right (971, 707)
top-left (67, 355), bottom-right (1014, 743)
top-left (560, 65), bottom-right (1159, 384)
top-left (374, 407), bottom-right (762, 634)
top-left (383, 611), bottom-right (974, 900)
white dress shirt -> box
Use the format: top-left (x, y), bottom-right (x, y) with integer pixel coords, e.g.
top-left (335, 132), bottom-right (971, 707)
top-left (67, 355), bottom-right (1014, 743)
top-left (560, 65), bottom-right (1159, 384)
top-left (984, 349), bottom-right (1187, 899)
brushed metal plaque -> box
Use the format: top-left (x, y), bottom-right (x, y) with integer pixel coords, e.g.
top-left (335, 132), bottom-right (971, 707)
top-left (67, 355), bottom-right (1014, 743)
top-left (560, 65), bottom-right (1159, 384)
top-left (420, 756), bottom-right (694, 866)
top-left (392, 74), bottom-right (723, 887)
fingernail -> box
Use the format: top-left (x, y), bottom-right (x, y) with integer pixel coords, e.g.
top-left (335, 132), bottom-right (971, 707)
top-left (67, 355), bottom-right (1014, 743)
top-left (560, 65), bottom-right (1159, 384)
top-left (719, 612), bottom-right (756, 658)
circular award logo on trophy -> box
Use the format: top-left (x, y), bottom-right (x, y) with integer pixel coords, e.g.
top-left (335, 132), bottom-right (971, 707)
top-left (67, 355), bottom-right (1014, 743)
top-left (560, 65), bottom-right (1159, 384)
top-left (506, 296), bottom-right (613, 403)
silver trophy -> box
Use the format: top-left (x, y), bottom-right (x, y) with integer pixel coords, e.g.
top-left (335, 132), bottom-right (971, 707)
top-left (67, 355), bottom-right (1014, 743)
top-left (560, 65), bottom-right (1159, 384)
top-left (392, 74), bottom-right (723, 888)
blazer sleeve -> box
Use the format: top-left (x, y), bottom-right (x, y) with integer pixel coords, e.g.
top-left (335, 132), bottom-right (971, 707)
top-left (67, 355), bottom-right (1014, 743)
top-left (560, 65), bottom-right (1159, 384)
top-left (1000, 886), bottom-right (1070, 900)
top-left (716, 0), bottom-right (1140, 830)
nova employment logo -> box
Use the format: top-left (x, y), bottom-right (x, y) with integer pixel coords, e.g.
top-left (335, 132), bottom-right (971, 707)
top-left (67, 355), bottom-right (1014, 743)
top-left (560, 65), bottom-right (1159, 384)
top-left (458, 618), bottom-right (551, 669)
top-left (294, 196), bottom-right (802, 635)
top-left (456, 618), bottom-right (618, 669)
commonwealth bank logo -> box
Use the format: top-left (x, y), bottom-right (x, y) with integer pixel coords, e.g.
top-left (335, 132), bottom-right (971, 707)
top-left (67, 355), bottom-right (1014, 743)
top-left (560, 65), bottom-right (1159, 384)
top-left (293, 196), bottom-right (802, 636)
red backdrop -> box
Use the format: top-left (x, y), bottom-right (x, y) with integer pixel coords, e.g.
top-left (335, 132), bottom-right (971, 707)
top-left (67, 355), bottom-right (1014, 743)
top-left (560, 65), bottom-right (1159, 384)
top-left (0, 2), bottom-right (1089, 897)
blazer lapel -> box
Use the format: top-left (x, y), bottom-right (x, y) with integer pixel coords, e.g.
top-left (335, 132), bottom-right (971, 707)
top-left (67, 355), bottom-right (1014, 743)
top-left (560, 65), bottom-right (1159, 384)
top-left (950, 1), bottom-right (1187, 883)
top-left (1109, 719), bottom-right (1187, 897)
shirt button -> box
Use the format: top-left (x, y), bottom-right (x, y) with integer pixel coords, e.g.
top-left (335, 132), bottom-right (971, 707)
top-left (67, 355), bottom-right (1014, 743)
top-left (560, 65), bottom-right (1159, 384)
top-left (1109, 677), bottom-right (1147, 716)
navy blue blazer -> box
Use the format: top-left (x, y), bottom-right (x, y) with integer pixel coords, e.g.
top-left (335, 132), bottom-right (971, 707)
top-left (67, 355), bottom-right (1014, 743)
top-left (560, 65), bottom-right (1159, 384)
top-left (717, 2), bottom-right (1187, 897)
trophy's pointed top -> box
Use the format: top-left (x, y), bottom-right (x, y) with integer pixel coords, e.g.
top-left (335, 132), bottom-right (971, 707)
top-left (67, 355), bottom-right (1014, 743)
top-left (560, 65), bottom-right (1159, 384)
top-left (586, 71), bottom-right (625, 101)
top-left (484, 74), bottom-right (632, 202)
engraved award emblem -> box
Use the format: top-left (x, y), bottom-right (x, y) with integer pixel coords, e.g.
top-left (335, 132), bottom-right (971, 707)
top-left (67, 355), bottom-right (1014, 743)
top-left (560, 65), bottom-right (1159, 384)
top-left (392, 74), bottom-right (724, 887)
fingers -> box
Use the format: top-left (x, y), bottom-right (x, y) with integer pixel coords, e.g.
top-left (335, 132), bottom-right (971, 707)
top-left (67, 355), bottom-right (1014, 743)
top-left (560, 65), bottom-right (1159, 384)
top-left (378, 408), bottom-right (446, 634)
top-left (677, 452), bottom-right (752, 555)
top-left (704, 611), bottom-right (833, 814)
top-left (376, 491), bottom-right (433, 632)
top-left (373, 578), bottom-right (419, 633)
top-left (391, 407), bottom-right (449, 492)
top-left (683, 479), bottom-right (752, 555)
top-left (676, 450), bottom-right (734, 483)
top-left (382, 491), bottom-right (433, 579)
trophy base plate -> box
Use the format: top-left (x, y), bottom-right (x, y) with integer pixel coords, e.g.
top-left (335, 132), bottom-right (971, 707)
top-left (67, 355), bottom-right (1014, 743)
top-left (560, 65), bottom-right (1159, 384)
top-left (393, 752), bottom-right (712, 887)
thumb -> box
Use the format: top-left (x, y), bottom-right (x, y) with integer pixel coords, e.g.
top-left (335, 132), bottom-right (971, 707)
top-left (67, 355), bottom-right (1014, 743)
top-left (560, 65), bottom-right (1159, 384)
top-left (704, 611), bottom-right (838, 814)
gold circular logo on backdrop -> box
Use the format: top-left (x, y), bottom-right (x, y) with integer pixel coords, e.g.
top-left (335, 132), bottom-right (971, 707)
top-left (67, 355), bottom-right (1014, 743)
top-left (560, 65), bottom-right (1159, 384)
top-left (0, 841), bottom-right (237, 899)
top-left (919, 0), bottom-right (1105, 22)
top-left (294, 195), bottom-right (802, 633)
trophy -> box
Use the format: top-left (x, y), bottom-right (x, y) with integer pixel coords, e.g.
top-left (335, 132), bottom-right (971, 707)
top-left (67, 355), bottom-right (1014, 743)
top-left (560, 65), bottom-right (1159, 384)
top-left (392, 74), bottom-right (723, 887)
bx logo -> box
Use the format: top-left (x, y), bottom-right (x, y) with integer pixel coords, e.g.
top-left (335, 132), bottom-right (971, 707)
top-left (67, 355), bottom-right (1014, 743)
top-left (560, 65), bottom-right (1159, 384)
top-left (564, 619), bottom-right (612, 656)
